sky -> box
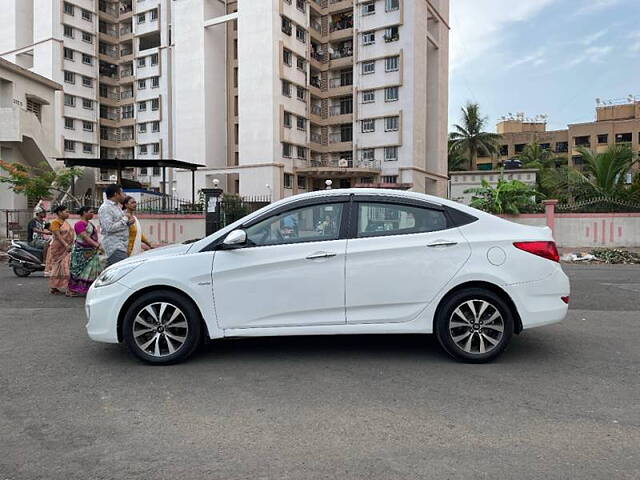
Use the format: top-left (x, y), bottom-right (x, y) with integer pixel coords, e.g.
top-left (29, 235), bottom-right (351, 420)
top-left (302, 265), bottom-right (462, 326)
top-left (448, 0), bottom-right (640, 132)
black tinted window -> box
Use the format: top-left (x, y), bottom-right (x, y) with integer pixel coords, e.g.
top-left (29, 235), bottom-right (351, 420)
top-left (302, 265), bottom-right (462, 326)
top-left (357, 202), bottom-right (447, 237)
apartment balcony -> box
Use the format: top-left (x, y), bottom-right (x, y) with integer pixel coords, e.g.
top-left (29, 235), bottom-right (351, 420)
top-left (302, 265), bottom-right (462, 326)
top-left (120, 24), bottom-right (133, 41)
top-left (328, 105), bottom-right (353, 124)
top-left (310, 0), bottom-right (327, 10)
top-left (295, 158), bottom-right (381, 178)
top-left (98, 1), bottom-right (119, 19)
top-left (120, 89), bottom-right (134, 103)
top-left (328, 0), bottom-right (354, 14)
top-left (310, 132), bottom-right (323, 145)
top-left (120, 68), bottom-right (133, 79)
top-left (328, 131), bottom-right (352, 151)
top-left (310, 104), bottom-right (324, 123)
top-left (329, 46), bottom-right (353, 69)
top-left (328, 77), bottom-right (352, 96)
top-left (119, 48), bottom-right (134, 63)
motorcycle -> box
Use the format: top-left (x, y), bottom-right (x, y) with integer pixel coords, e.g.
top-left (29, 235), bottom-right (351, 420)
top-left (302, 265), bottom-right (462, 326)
top-left (7, 240), bottom-right (45, 277)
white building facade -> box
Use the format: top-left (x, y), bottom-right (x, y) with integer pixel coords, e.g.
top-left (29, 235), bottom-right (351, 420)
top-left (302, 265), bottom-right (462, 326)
top-left (173, 0), bottom-right (450, 201)
top-left (0, 0), bottom-right (174, 194)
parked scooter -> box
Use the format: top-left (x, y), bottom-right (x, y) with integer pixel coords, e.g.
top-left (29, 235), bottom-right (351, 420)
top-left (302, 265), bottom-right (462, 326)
top-left (7, 240), bottom-right (45, 277)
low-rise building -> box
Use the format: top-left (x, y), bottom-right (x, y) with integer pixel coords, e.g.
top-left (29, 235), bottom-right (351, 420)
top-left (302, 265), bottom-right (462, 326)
top-left (0, 58), bottom-right (62, 210)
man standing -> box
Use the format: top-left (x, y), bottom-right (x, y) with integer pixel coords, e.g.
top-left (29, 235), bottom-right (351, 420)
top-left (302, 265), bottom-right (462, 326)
top-left (27, 207), bottom-right (50, 264)
top-left (98, 184), bottom-right (133, 267)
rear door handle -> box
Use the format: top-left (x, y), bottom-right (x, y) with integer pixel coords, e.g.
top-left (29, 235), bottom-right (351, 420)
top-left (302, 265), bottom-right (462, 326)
top-left (306, 251), bottom-right (337, 260)
top-left (427, 241), bottom-right (458, 248)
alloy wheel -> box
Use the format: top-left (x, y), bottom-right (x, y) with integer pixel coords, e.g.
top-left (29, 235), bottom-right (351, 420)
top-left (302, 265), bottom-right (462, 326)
top-left (448, 299), bottom-right (504, 355)
top-left (132, 302), bottom-right (189, 357)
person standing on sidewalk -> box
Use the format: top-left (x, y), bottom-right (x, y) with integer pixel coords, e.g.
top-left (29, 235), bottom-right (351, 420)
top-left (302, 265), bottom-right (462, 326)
top-left (98, 184), bottom-right (134, 267)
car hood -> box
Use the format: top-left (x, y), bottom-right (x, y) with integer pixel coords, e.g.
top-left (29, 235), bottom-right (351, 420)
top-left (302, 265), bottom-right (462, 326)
top-left (113, 243), bottom-right (191, 267)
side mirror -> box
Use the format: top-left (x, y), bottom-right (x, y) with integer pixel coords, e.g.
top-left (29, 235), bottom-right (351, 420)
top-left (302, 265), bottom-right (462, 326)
top-left (222, 229), bottom-right (247, 248)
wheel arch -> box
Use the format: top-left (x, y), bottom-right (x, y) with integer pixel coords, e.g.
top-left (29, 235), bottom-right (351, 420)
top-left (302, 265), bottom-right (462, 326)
top-left (117, 285), bottom-right (210, 342)
top-left (433, 281), bottom-right (523, 334)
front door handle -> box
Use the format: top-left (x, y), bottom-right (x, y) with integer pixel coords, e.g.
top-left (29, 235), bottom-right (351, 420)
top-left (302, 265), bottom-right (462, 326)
top-left (427, 240), bottom-right (458, 248)
top-left (306, 251), bottom-right (337, 260)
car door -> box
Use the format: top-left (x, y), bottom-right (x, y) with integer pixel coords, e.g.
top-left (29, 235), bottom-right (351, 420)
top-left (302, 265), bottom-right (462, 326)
top-left (346, 200), bottom-right (471, 324)
top-left (213, 200), bottom-right (348, 329)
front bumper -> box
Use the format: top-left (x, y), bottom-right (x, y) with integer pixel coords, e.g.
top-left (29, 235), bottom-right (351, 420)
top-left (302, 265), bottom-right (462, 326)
top-left (505, 266), bottom-right (570, 330)
top-left (85, 281), bottom-right (132, 343)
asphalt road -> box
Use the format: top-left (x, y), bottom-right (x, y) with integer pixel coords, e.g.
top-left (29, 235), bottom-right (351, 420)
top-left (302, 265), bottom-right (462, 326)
top-left (1, 264), bottom-right (639, 479)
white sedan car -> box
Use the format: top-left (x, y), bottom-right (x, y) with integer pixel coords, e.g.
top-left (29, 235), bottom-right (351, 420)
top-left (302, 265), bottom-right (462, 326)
top-left (86, 189), bottom-right (570, 364)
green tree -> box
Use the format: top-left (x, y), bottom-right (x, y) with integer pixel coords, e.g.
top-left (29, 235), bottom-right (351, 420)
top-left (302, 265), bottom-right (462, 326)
top-left (517, 142), bottom-right (569, 201)
top-left (465, 173), bottom-right (540, 214)
top-left (449, 102), bottom-right (502, 169)
top-left (0, 160), bottom-right (82, 206)
top-left (574, 144), bottom-right (637, 198)
top-left (447, 139), bottom-right (468, 171)
top-left (518, 142), bottom-right (564, 169)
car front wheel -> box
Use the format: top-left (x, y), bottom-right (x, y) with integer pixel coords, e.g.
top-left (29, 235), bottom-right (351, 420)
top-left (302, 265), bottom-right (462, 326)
top-left (122, 290), bottom-right (203, 365)
top-left (435, 288), bottom-right (514, 363)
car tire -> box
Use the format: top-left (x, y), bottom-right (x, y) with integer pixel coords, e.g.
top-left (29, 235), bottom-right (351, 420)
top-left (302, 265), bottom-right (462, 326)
top-left (435, 288), bottom-right (514, 363)
top-left (122, 290), bottom-right (203, 365)
top-left (12, 266), bottom-right (31, 277)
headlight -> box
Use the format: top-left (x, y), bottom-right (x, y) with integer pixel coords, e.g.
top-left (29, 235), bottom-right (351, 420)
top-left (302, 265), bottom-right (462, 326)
top-left (94, 261), bottom-right (144, 288)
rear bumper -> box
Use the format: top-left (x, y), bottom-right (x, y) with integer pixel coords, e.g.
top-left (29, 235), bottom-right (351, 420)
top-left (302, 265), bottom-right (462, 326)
top-left (505, 266), bottom-right (570, 330)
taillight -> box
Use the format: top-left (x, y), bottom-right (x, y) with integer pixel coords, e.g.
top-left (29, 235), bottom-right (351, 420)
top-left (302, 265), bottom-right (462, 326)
top-left (513, 241), bottom-right (560, 263)
top-left (561, 296), bottom-right (570, 304)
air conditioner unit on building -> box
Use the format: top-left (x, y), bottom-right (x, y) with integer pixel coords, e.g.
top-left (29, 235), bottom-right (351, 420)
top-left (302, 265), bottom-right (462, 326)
top-left (338, 158), bottom-right (349, 167)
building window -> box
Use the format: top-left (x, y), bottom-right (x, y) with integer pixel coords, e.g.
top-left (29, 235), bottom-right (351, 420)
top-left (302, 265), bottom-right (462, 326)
top-left (297, 146), bottom-right (306, 159)
top-left (555, 141), bottom-right (568, 153)
top-left (384, 146), bottom-right (398, 161)
top-left (122, 105), bottom-right (134, 118)
top-left (140, 167), bottom-right (147, 175)
top-left (139, 145), bottom-right (148, 155)
top-left (281, 16), bottom-right (292, 36)
top-left (282, 80), bottom-right (291, 97)
top-left (151, 76), bottom-right (159, 88)
top-left (515, 143), bottom-right (526, 153)
top-left (64, 117), bottom-right (74, 129)
top-left (384, 116), bottom-right (399, 131)
top-left (152, 143), bottom-right (160, 154)
top-left (82, 76), bottom-right (93, 88)
top-left (283, 48), bottom-right (292, 66)
top-left (64, 48), bottom-right (74, 61)
top-left (298, 176), bottom-right (307, 189)
top-left (296, 26), bottom-right (306, 43)
top-left (284, 173), bottom-right (293, 189)
top-left (138, 101), bottom-right (147, 112)
top-left (139, 123), bottom-right (147, 133)
top-left (362, 90), bottom-right (375, 104)
top-left (362, 61), bottom-right (375, 75)
top-left (138, 57), bottom-right (146, 67)
top-left (282, 143), bottom-right (292, 158)
top-left (385, 0), bottom-right (400, 11)
top-left (152, 166), bottom-right (161, 176)
top-left (82, 31), bottom-right (92, 43)
top-left (296, 116), bottom-right (306, 130)
top-left (296, 0), bottom-right (305, 12)
top-left (384, 86), bottom-right (399, 102)
top-left (615, 133), bottom-right (632, 143)
top-left (63, 2), bottom-right (74, 16)
top-left (138, 13), bottom-right (146, 23)
top-left (597, 134), bottom-right (608, 144)
top-left (384, 26), bottom-right (399, 42)
top-left (64, 70), bottom-right (75, 84)
top-left (362, 2), bottom-right (376, 15)
top-left (233, 67), bottom-right (238, 88)
top-left (82, 121), bottom-right (93, 132)
top-left (83, 143), bottom-right (93, 154)
top-left (362, 31), bottom-right (375, 45)
top-left (385, 56), bottom-right (399, 72)
top-left (63, 25), bottom-right (73, 38)
top-left (499, 145), bottom-right (508, 156)
top-left (82, 53), bottom-right (92, 65)
top-left (296, 56), bottom-right (305, 71)
top-left (150, 9), bottom-right (158, 20)
top-left (150, 53), bottom-right (158, 66)
top-left (361, 119), bottom-right (375, 133)
top-left (296, 86), bottom-right (306, 101)
top-left (64, 140), bottom-right (75, 152)
top-left (382, 175), bottom-right (398, 183)
top-left (81, 9), bottom-right (92, 21)
top-left (361, 148), bottom-right (375, 161)
top-left (64, 94), bottom-right (75, 107)
top-left (152, 121), bottom-right (160, 132)
top-left (82, 98), bottom-right (93, 110)
top-left (151, 98), bottom-right (159, 110)
top-left (138, 79), bottom-right (146, 89)
top-left (284, 111), bottom-right (292, 128)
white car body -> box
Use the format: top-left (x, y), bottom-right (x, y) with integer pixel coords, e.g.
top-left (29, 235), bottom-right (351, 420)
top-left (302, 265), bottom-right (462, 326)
top-left (86, 189), bottom-right (569, 358)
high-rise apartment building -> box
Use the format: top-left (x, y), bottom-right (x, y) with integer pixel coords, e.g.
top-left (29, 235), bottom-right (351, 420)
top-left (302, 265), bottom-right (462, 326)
top-left (0, 0), bottom-right (174, 193)
top-left (173, 0), bottom-right (450, 201)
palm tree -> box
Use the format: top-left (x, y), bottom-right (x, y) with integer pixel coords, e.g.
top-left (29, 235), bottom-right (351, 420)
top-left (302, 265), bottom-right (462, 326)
top-left (447, 139), bottom-right (468, 171)
top-left (517, 142), bottom-right (569, 201)
top-left (575, 144), bottom-right (637, 197)
top-left (449, 102), bottom-right (502, 170)
top-left (518, 142), bottom-right (564, 169)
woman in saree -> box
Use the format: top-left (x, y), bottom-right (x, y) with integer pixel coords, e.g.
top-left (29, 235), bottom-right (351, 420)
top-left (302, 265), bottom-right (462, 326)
top-left (122, 196), bottom-right (153, 256)
top-left (48, 205), bottom-right (74, 295)
top-left (67, 207), bottom-right (104, 297)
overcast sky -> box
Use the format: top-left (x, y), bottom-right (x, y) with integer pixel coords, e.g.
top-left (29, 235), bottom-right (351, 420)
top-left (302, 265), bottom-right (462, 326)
top-left (448, 0), bottom-right (640, 132)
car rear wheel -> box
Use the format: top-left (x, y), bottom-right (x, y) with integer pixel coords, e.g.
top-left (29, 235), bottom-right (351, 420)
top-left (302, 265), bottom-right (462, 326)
top-left (435, 288), bottom-right (514, 363)
top-left (123, 290), bottom-right (203, 365)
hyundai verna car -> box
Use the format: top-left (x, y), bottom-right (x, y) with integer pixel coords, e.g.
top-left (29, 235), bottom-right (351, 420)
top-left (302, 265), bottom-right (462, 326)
top-left (86, 189), bottom-right (570, 364)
